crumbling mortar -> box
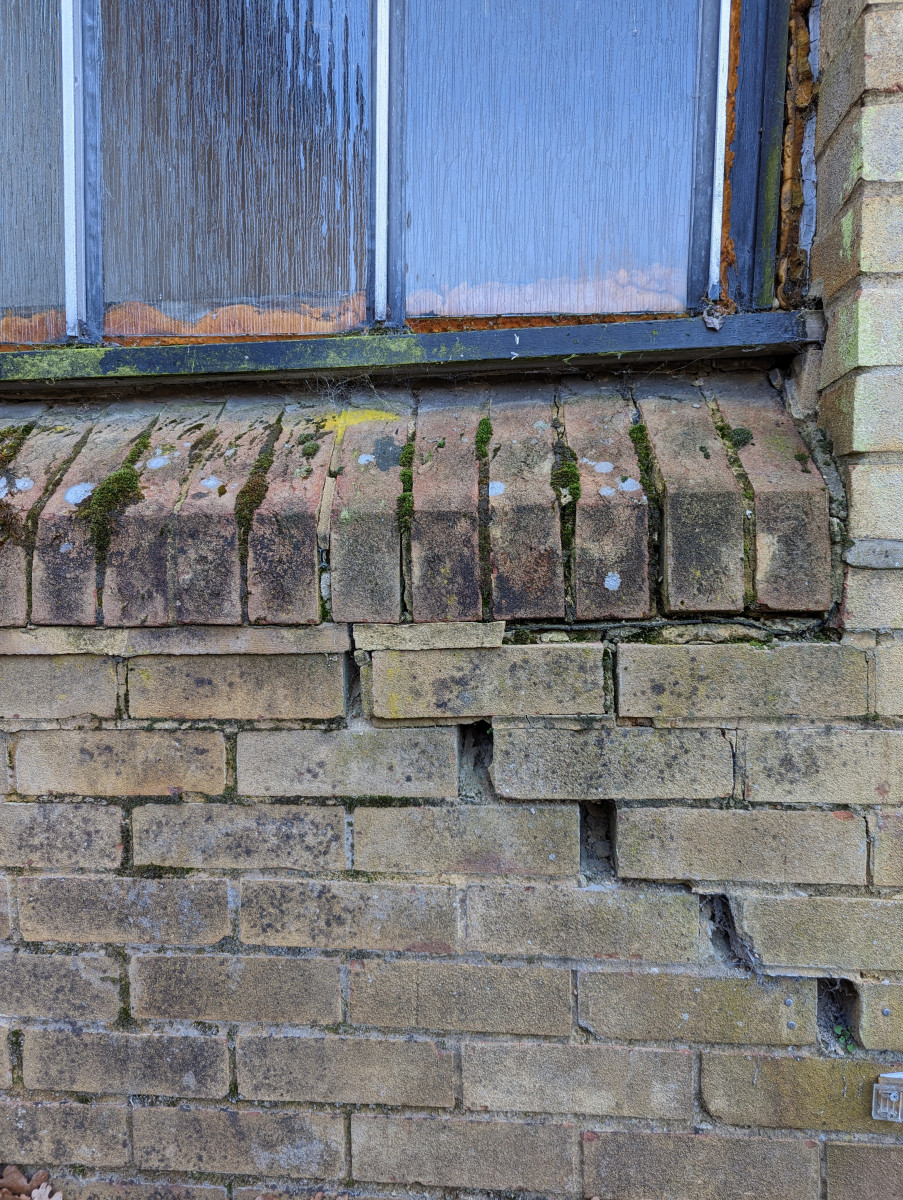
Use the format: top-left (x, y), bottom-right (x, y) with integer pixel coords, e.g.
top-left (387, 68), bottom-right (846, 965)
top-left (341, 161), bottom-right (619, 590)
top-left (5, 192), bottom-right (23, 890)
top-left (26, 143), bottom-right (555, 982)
top-left (705, 394), bottom-right (758, 610)
top-left (235, 411), bottom-right (285, 625)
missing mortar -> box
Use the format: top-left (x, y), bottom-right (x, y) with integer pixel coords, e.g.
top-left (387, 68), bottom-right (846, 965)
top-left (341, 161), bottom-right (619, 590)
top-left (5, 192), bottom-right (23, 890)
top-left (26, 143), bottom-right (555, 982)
top-left (627, 410), bottom-right (663, 616)
top-left (706, 396), bottom-right (757, 610)
top-left (235, 414), bottom-right (283, 624)
top-left (818, 978), bottom-right (860, 1055)
top-left (551, 396), bottom-right (581, 622)
top-left (581, 801), bottom-right (615, 880)
top-left (396, 432), bottom-right (415, 620)
top-left (459, 720), bottom-right (496, 802)
top-left (705, 894), bottom-right (759, 970)
top-left (476, 415), bottom-right (494, 620)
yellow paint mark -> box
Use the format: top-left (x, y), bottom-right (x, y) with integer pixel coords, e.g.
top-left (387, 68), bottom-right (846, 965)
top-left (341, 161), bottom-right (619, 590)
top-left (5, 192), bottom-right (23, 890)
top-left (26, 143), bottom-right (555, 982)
top-left (320, 409), bottom-right (400, 446)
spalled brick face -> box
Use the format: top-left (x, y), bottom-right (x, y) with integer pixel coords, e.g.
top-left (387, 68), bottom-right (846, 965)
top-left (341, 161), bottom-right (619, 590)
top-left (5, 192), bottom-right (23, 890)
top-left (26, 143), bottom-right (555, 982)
top-left (0, 365), bottom-right (895, 1196)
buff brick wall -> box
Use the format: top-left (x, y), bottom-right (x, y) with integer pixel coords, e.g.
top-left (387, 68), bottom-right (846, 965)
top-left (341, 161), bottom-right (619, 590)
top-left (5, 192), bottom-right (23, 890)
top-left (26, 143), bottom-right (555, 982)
top-left (0, 3), bottom-right (900, 1199)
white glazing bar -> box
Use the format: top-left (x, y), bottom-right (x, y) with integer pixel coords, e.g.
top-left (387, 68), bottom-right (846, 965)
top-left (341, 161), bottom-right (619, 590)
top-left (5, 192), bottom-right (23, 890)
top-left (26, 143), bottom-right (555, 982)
top-left (707, 0), bottom-right (732, 300)
top-left (61, 0), bottom-right (85, 335)
top-left (373, 0), bottom-right (390, 321)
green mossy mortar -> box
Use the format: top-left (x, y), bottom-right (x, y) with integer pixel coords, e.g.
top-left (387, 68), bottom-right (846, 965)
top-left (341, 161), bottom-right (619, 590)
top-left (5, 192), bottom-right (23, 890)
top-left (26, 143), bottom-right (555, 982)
top-left (628, 422), bottom-right (657, 497)
top-left (79, 430), bottom-right (152, 560)
top-left (396, 434), bottom-right (416, 535)
top-left (475, 416), bottom-right (493, 459)
top-left (0, 423), bottom-right (34, 472)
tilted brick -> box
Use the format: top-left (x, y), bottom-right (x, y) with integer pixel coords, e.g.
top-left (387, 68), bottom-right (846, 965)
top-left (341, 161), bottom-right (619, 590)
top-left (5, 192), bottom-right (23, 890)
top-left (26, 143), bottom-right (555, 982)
top-left (0, 655), bottom-right (117, 718)
top-left (237, 727), bottom-right (458, 798)
top-left (133, 1107), bottom-right (346, 1179)
top-left (241, 880), bottom-right (457, 952)
top-left (817, 8), bottom-right (903, 149)
top-left (247, 405), bottom-right (334, 624)
top-left (131, 954), bottom-right (341, 1025)
top-left (561, 379), bottom-right (650, 619)
top-left (579, 970), bottom-right (817, 1045)
top-left (350, 1114), bottom-right (578, 1195)
top-left (329, 406), bottom-right (410, 623)
top-left (615, 807), bottom-right (867, 885)
top-left (126, 653), bottom-right (345, 719)
top-left (237, 1034), bottom-right (455, 1107)
top-left (702, 1051), bottom-right (900, 1132)
top-left (706, 376), bottom-right (831, 611)
top-left (486, 383), bottom-right (564, 619)
top-left (872, 809), bottom-right (903, 884)
top-left (813, 191), bottom-right (903, 302)
top-left (583, 1131), bottom-right (820, 1200)
top-left (734, 895), bottom-right (903, 971)
top-left (103, 403), bottom-right (220, 626)
top-left (0, 408), bottom-right (94, 626)
top-left (817, 103), bottom-right (903, 233)
top-left (827, 1144), bottom-right (903, 1200)
top-left (855, 981), bottom-right (903, 1050)
top-left (745, 727), bottom-right (903, 805)
top-left (0, 1101), bottom-right (130, 1167)
top-left (637, 383), bottom-right (744, 613)
top-left (464, 883), bottom-right (699, 962)
top-left (353, 803), bottom-right (579, 877)
top-left (618, 643), bottom-right (867, 718)
top-left (462, 1042), bottom-right (692, 1118)
top-left (410, 388), bottom-right (483, 622)
top-left (133, 803), bottom-right (344, 871)
top-left (371, 644), bottom-right (606, 719)
top-left (18, 877), bottom-right (229, 945)
top-left (349, 960), bottom-right (571, 1035)
top-left (819, 367), bottom-right (903, 456)
top-left (15, 730), bottom-right (226, 797)
top-left (0, 953), bottom-right (119, 1021)
top-left (492, 721), bottom-right (733, 800)
top-left (0, 803), bottom-right (123, 870)
top-left (172, 399), bottom-right (283, 624)
top-left (32, 404), bottom-right (159, 625)
top-left (822, 281), bottom-right (903, 388)
top-left (24, 1029), bottom-right (229, 1098)
top-left (877, 643), bottom-right (903, 714)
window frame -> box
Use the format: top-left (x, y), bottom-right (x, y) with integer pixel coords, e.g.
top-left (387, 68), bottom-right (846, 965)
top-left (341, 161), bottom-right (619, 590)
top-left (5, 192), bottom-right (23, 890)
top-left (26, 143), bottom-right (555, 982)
top-left (1, 0), bottom-right (800, 379)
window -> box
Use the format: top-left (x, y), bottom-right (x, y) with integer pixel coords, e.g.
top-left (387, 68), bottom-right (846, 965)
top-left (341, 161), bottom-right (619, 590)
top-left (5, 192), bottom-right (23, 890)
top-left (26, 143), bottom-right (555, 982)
top-left (1, 0), bottom-right (785, 346)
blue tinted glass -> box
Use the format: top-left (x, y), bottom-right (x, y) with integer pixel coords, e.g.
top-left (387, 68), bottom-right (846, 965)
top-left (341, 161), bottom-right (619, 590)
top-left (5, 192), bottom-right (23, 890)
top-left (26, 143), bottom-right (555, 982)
top-left (101, 0), bottom-right (370, 337)
top-left (404, 0), bottom-right (701, 317)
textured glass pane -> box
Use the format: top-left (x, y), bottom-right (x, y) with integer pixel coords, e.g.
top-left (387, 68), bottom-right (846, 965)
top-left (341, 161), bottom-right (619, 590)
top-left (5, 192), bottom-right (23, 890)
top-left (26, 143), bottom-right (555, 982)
top-left (0, 0), bottom-right (64, 343)
top-left (101, 0), bottom-right (369, 337)
top-left (405, 0), bottom-right (700, 317)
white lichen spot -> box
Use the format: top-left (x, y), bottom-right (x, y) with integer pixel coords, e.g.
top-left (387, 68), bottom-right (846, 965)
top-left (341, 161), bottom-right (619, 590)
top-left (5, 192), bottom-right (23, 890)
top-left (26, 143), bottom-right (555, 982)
top-left (604, 571), bottom-right (621, 591)
top-left (357, 453), bottom-right (375, 465)
top-left (533, 419), bottom-right (549, 430)
top-left (0, 478), bottom-right (7, 500)
top-left (200, 476), bottom-right (223, 490)
top-left (599, 485), bottom-right (616, 497)
top-left (224, 447), bottom-right (237, 458)
top-left (488, 481), bottom-right (505, 496)
top-left (146, 455), bottom-right (171, 470)
top-left (64, 482), bottom-right (95, 506)
top-left (14, 477), bottom-right (34, 492)
top-left (618, 477), bottom-right (641, 492)
top-left (320, 572), bottom-right (332, 600)
top-left (59, 542), bottom-right (74, 554)
top-left (594, 461), bottom-right (614, 473)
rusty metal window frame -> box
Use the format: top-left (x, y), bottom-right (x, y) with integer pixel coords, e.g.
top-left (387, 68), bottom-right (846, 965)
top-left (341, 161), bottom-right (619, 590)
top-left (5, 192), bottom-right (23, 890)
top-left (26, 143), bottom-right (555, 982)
top-left (10, 0), bottom-right (792, 368)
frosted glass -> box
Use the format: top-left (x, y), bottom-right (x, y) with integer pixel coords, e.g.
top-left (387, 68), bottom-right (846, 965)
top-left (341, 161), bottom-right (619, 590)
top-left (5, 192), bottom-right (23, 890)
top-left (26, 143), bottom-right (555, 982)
top-left (0, 0), bottom-right (65, 343)
top-left (101, 0), bottom-right (370, 337)
top-left (404, 0), bottom-right (700, 317)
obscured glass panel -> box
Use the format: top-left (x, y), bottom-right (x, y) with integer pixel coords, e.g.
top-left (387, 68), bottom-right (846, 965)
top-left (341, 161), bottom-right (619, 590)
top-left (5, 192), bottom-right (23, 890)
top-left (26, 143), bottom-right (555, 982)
top-left (0, 0), bottom-right (65, 343)
top-left (404, 0), bottom-right (700, 318)
top-left (101, 0), bottom-right (370, 337)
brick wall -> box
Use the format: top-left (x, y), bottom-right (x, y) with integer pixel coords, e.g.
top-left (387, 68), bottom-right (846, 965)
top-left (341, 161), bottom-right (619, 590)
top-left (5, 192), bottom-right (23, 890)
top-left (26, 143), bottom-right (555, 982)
top-left (0, 3), bottom-right (900, 1197)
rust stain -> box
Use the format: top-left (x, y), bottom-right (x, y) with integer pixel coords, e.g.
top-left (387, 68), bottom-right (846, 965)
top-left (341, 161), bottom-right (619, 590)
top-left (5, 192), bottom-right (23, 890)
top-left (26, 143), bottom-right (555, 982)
top-left (776, 0), bottom-right (815, 308)
top-left (103, 295), bottom-right (366, 339)
top-left (0, 309), bottom-right (66, 348)
top-left (717, 0), bottom-right (743, 312)
top-left (408, 311), bottom-right (686, 334)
